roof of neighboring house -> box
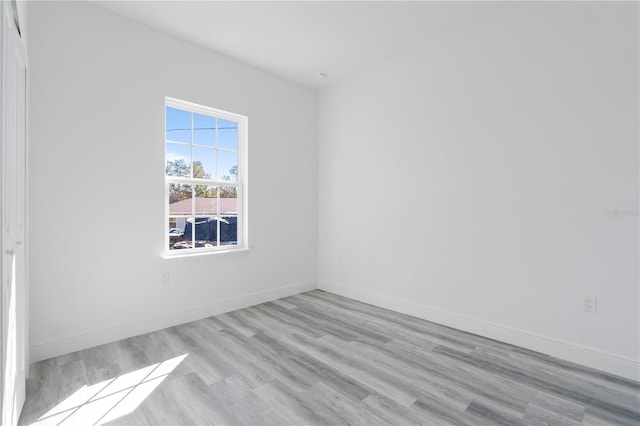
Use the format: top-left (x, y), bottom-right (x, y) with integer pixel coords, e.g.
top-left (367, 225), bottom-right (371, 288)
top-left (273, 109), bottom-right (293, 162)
top-left (169, 197), bottom-right (238, 215)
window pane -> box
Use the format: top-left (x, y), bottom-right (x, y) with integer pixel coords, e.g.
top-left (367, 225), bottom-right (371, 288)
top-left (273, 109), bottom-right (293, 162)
top-left (194, 185), bottom-right (217, 215)
top-left (193, 147), bottom-right (215, 179)
top-left (217, 150), bottom-right (238, 181)
top-left (168, 184), bottom-right (192, 212)
top-left (168, 217), bottom-right (188, 251)
top-left (166, 107), bottom-right (191, 143)
top-left (173, 217), bottom-right (198, 250)
top-left (193, 114), bottom-right (215, 147)
top-left (219, 186), bottom-right (238, 246)
top-left (166, 143), bottom-right (191, 177)
top-left (218, 119), bottom-right (238, 150)
top-left (193, 185), bottom-right (218, 247)
top-left (169, 183), bottom-right (192, 251)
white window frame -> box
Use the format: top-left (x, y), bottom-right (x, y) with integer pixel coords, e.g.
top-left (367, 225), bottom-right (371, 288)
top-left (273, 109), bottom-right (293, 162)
top-left (164, 97), bottom-right (248, 256)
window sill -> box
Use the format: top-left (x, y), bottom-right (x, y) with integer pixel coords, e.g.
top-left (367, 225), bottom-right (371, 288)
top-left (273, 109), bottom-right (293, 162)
top-left (163, 246), bottom-right (251, 260)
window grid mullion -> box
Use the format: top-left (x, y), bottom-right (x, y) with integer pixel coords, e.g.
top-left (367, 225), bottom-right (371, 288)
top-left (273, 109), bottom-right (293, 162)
top-left (191, 187), bottom-right (195, 248)
top-left (191, 113), bottom-right (195, 248)
top-left (165, 139), bottom-right (190, 146)
top-left (215, 117), bottom-right (219, 182)
top-left (166, 177), bottom-right (238, 186)
top-left (216, 188), bottom-right (221, 247)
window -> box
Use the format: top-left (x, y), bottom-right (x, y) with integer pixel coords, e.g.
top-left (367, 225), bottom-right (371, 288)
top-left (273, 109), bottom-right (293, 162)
top-left (165, 97), bottom-right (247, 254)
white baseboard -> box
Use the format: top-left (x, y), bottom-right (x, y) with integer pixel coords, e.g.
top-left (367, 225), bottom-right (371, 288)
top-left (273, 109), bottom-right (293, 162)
top-left (30, 280), bottom-right (317, 363)
top-left (318, 280), bottom-right (640, 382)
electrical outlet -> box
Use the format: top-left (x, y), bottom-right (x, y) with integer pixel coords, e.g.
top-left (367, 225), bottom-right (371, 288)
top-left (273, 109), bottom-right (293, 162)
top-left (584, 295), bottom-right (597, 313)
top-left (160, 272), bottom-right (170, 287)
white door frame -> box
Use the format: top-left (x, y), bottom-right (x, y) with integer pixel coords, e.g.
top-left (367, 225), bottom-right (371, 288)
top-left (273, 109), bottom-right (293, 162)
top-left (1, 1), bottom-right (28, 424)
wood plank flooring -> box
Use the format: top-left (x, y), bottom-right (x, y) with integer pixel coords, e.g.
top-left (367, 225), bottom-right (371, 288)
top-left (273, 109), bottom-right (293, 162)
top-left (19, 290), bottom-right (640, 425)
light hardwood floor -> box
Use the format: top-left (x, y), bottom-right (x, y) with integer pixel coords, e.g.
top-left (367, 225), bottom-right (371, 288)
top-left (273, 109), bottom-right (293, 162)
top-left (19, 290), bottom-right (640, 425)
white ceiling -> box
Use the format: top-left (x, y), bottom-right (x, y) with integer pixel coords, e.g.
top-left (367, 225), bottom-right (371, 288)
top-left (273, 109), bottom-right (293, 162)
top-left (95, 1), bottom-right (499, 89)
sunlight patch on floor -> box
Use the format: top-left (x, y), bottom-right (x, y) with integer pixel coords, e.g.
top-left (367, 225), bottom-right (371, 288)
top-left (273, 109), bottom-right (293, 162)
top-left (29, 354), bottom-right (188, 426)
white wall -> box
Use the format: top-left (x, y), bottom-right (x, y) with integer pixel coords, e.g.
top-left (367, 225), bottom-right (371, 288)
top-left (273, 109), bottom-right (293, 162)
top-left (318, 2), bottom-right (639, 379)
top-left (28, 1), bottom-right (317, 361)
